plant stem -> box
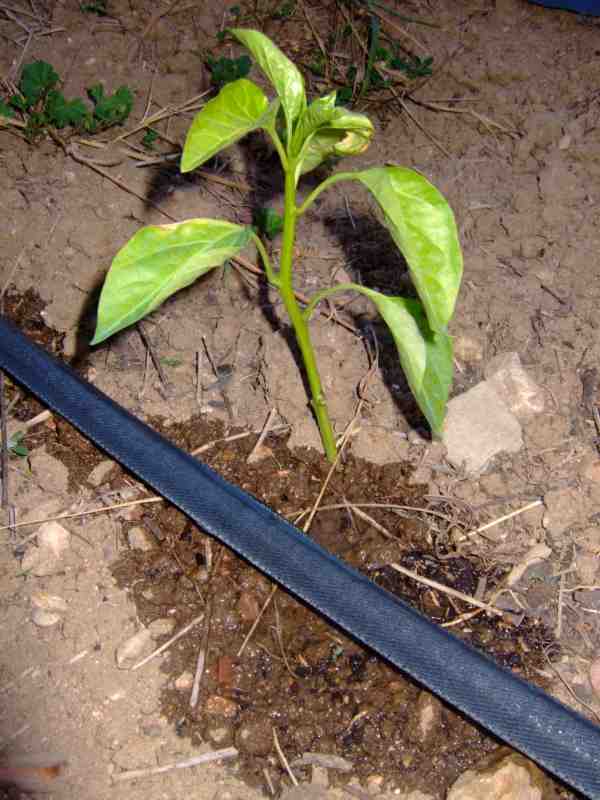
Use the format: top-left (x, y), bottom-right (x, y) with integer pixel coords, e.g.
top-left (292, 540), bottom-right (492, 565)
top-left (279, 165), bottom-right (338, 462)
top-left (296, 172), bottom-right (358, 217)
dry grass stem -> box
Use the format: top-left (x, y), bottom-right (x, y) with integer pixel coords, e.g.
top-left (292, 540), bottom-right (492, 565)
top-left (272, 727), bottom-right (298, 787)
top-left (112, 748), bottom-right (238, 783)
top-left (131, 612), bottom-right (205, 671)
top-left (388, 561), bottom-right (506, 617)
top-left (456, 499), bottom-right (543, 543)
top-left (247, 408), bottom-right (277, 464)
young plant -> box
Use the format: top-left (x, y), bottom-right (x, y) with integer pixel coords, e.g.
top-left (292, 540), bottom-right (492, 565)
top-left (92, 29), bottom-right (462, 462)
top-left (0, 61), bottom-right (133, 139)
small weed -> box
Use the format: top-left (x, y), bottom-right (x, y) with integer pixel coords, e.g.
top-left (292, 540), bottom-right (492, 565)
top-left (7, 431), bottom-right (28, 459)
top-left (142, 128), bottom-right (159, 149)
top-left (0, 60), bottom-right (133, 140)
top-left (206, 54), bottom-right (252, 89)
top-left (390, 54), bottom-right (433, 79)
top-left (80, 0), bottom-right (108, 14)
top-left (272, 0), bottom-right (295, 20)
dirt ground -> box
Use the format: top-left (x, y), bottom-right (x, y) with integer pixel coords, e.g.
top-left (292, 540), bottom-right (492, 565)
top-left (1, 0), bottom-right (600, 798)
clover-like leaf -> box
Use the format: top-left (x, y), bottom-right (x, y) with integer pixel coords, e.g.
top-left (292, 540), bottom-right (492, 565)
top-left (92, 220), bottom-right (252, 344)
top-left (181, 79), bottom-right (276, 172)
top-left (355, 166), bottom-right (462, 333)
top-left (355, 288), bottom-right (453, 436)
top-left (229, 28), bottom-right (305, 138)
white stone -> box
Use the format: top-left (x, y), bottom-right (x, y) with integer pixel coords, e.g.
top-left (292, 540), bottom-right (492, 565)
top-left (447, 749), bottom-right (549, 799)
top-left (444, 382), bottom-right (523, 473)
top-left (115, 628), bottom-right (153, 669)
top-left (484, 352), bottom-right (544, 419)
top-left (87, 459), bottom-right (115, 487)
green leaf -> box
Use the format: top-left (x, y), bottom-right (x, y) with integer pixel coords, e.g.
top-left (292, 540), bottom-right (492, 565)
top-left (355, 288), bottom-right (453, 436)
top-left (92, 220), bottom-right (253, 344)
top-left (253, 207), bottom-right (284, 239)
top-left (229, 28), bottom-right (305, 137)
top-left (207, 54), bottom-right (252, 89)
top-left (45, 90), bottom-right (87, 128)
top-left (292, 93), bottom-right (373, 180)
top-left (0, 100), bottom-right (14, 118)
top-left (181, 79), bottom-right (275, 172)
top-left (19, 61), bottom-right (59, 107)
top-left (354, 166), bottom-right (462, 333)
top-left (90, 85), bottom-right (133, 127)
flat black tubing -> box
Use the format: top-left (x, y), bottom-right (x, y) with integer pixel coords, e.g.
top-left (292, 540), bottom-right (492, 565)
top-left (1, 315), bottom-right (600, 798)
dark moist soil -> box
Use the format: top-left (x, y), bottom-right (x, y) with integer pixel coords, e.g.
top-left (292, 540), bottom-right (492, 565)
top-left (3, 296), bottom-right (568, 798)
top-left (106, 416), bottom-right (558, 798)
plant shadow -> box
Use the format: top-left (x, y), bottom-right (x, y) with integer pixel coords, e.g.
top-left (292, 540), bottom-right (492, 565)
top-left (322, 207), bottom-right (431, 436)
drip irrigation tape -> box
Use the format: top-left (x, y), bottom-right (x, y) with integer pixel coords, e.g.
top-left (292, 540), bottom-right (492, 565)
top-left (1, 314), bottom-right (599, 797)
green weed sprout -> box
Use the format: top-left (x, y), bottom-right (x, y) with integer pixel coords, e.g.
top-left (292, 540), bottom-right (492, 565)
top-left (92, 29), bottom-right (462, 462)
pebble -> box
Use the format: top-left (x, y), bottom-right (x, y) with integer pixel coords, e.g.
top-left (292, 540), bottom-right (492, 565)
top-left (447, 748), bottom-right (550, 799)
top-left (31, 607), bottom-right (62, 627)
top-left (31, 592), bottom-right (68, 613)
top-left (405, 691), bottom-right (443, 745)
top-left (86, 459), bottom-right (115, 487)
top-left (115, 628), bottom-right (153, 669)
top-left (127, 526), bottom-right (156, 551)
top-left (174, 671), bottom-right (194, 691)
top-left (21, 522), bottom-right (71, 576)
top-left (484, 352), bottom-right (545, 419)
top-left (206, 695), bottom-right (239, 718)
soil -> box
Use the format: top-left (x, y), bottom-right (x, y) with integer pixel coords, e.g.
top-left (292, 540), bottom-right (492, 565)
top-left (1, 1), bottom-right (600, 799)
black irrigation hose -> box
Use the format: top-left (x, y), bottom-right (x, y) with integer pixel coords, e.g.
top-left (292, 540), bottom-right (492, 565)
top-left (1, 314), bottom-right (600, 798)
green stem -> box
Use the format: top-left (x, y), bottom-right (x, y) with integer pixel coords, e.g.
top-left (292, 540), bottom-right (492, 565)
top-left (279, 163), bottom-right (338, 462)
top-left (250, 231), bottom-right (279, 287)
top-left (302, 283), bottom-right (361, 322)
top-left (296, 172), bottom-right (358, 217)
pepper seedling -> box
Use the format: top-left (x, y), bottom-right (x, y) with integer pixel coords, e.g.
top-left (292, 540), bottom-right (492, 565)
top-left (92, 29), bottom-right (463, 462)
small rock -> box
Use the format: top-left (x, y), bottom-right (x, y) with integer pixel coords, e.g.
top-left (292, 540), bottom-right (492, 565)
top-left (484, 353), bottom-right (545, 419)
top-left (87, 459), bottom-right (115, 487)
top-left (127, 526), bottom-right (156, 551)
top-left (453, 335), bottom-right (484, 363)
top-left (447, 748), bottom-right (551, 799)
top-left (31, 607), bottom-right (62, 627)
top-left (21, 522), bottom-right (72, 576)
top-left (31, 592), bottom-right (68, 613)
top-left (115, 628), bottom-right (153, 669)
top-left (174, 671), bottom-right (194, 691)
top-left (444, 382), bottom-right (523, 473)
top-left (37, 521), bottom-right (71, 557)
top-left (235, 716), bottom-right (272, 755)
top-left (206, 695), bottom-right (239, 718)
top-left (29, 450), bottom-right (69, 495)
top-left (405, 691), bottom-right (443, 745)
top-left (148, 617), bottom-right (176, 638)
top-left (365, 774), bottom-right (385, 794)
top-left (575, 552), bottom-right (598, 584)
top-left (237, 592), bottom-right (260, 622)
